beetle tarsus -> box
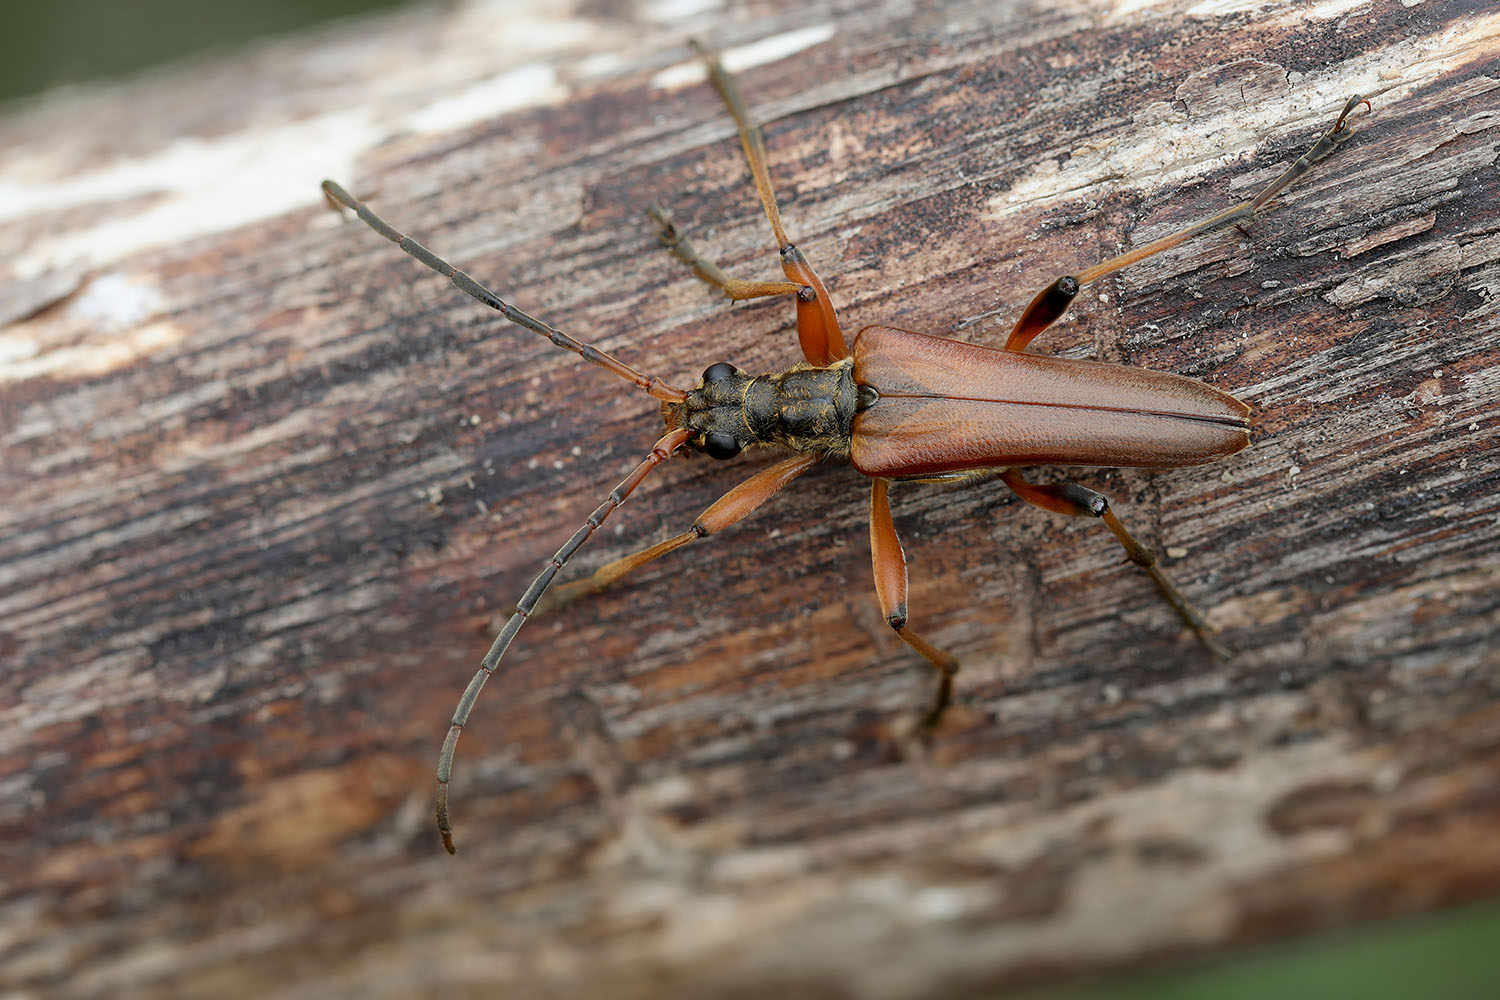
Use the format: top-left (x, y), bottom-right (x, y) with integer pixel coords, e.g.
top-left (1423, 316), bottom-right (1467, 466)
top-left (921, 670), bottom-right (954, 732)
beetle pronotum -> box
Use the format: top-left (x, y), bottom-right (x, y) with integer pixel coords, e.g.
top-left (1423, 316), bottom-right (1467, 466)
top-left (323, 44), bottom-right (1366, 853)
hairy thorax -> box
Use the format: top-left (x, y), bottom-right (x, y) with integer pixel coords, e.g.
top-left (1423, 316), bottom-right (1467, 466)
top-left (664, 358), bottom-right (865, 459)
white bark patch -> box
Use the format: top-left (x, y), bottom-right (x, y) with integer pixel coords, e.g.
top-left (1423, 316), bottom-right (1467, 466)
top-left (651, 25), bottom-right (837, 90)
top-left (987, 14), bottom-right (1500, 222)
top-left (403, 64), bottom-right (567, 136)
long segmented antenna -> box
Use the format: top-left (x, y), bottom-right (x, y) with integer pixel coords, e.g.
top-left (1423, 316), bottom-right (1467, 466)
top-left (321, 179), bottom-right (688, 403)
top-left (436, 426), bottom-right (693, 854)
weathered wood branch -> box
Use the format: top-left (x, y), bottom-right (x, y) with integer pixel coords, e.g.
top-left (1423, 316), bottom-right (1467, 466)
top-left (3, 1), bottom-right (1498, 997)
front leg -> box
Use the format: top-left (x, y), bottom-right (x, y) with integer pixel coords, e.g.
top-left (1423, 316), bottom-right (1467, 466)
top-left (688, 42), bottom-right (850, 365)
top-left (535, 454), bottom-right (818, 617)
top-left (649, 206), bottom-right (802, 302)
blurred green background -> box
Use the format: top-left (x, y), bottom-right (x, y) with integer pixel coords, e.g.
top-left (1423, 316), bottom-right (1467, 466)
top-left (4, 2), bottom-right (1497, 998)
top-left (1022, 900), bottom-right (1500, 1000)
top-left (0, 0), bottom-right (415, 103)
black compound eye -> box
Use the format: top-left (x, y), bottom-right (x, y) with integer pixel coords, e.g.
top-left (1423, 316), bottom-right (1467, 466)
top-left (702, 362), bottom-right (737, 383)
top-left (703, 432), bottom-right (742, 460)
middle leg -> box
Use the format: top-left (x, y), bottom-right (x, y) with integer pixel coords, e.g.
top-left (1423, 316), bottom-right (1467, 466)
top-left (870, 478), bottom-right (960, 728)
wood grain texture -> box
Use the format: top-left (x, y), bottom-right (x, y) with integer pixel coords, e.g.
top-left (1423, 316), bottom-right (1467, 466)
top-left (3, 1), bottom-right (1498, 997)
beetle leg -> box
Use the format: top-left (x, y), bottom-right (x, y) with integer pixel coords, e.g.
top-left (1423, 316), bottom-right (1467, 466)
top-left (692, 41), bottom-right (849, 365)
top-left (1004, 94), bottom-right (1368, 353)
top-left (533, 454), bottom-right (818, 617)
top-left (1000, 470), bottom-right (1230, 661)
top-left (648, 205), bottom-right (802, 301)
top-left (870, 478), bottom-right (960, 729)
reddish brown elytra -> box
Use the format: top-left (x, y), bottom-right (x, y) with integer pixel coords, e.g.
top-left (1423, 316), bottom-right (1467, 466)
top-left (321, 42), bottom-right (1368, 853)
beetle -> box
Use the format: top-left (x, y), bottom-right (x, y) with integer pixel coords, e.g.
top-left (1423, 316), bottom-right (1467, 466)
top-left (322, 44), bottom-right (1366, 853)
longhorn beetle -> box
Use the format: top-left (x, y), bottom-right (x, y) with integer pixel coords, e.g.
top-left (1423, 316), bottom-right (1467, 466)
top-left (322, 43), bottom-right (1367, 853)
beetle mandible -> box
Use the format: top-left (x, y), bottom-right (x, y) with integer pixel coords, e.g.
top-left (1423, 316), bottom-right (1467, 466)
top-left (322, 43), bottom-right (1367, 853)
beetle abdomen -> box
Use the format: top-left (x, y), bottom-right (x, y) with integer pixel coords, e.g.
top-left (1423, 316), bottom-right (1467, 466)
top-left (849, 326), bottom-right (1250, 478)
